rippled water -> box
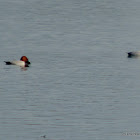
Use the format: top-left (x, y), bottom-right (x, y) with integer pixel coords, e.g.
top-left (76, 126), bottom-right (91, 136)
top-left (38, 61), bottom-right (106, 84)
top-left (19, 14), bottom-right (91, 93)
top-left (1, 0), bottom-right (140, 140)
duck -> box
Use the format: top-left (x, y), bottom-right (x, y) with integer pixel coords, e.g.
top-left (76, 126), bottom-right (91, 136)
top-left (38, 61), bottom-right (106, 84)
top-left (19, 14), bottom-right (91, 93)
top-left (127, 51), bottom-right (140, 57)
top-left (4, 56), bottom-right (31, 67)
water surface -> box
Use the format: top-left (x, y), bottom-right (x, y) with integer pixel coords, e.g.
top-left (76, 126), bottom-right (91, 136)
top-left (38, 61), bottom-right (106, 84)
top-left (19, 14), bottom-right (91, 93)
top-left (0, 0), bottom-right (140, 140)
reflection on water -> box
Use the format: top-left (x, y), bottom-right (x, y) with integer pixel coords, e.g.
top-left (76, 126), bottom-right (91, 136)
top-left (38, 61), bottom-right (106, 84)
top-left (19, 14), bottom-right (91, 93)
top-left (20, 67), bottom-right (28, 71)
top-left (127, 55), bottom-right (140, 58)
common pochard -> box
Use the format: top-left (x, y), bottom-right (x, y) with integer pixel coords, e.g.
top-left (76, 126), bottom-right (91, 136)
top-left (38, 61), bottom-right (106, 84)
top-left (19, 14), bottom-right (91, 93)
top-left (127, 51), bottom-right (140, 57)
top-left (4, 56), bottom-right (31, 67)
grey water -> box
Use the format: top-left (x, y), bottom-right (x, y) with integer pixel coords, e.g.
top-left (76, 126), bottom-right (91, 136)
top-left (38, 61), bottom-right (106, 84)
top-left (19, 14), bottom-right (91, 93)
top-left (0, 0), bottom-right (140, 140)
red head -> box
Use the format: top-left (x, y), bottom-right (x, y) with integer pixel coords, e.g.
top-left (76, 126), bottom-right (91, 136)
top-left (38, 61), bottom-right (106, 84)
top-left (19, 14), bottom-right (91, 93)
top-left (20, 56), bottom-right (28, 61)
top-left (20, 56), bottom-right (31, 64)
